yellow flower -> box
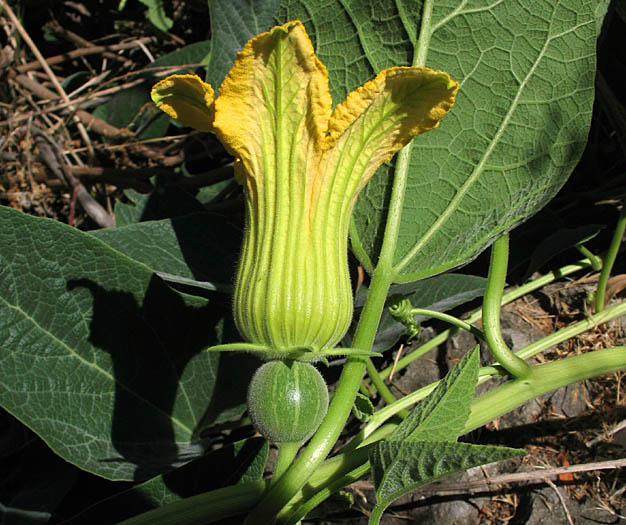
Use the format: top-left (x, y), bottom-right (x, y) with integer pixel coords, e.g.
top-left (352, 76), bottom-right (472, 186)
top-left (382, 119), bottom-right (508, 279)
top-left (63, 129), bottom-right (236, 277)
top-left (152, 21), bottom-right (458, 360)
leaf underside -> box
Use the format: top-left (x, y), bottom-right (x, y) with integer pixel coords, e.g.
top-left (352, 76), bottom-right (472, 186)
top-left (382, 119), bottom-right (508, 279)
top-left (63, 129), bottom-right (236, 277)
top-left (274, 0), bottom-right (599, 282)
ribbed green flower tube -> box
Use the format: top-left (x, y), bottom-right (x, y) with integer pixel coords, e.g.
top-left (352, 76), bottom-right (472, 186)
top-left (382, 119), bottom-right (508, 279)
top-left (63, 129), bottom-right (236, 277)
top-left (233, 163), bottom-right (355, 353)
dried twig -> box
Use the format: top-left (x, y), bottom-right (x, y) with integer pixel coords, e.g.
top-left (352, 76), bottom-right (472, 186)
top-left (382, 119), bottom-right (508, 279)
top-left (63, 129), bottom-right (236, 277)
top-left (11, 74), bottom-right (182, 165)
top-left (31, 124), bottom-right (114, 228)
top-left (585, 418), bottom-right (626, 448)
top-left (349, 458), bottom-right (626, 496)
top-left (16, 37), bottom-right (156, 73)
top-left (45, 20), bottom-right (139, 69)
top-left (544, 477), bottom-right (575, 525)
top-left (389, 344), bottom-right (405, 382)
top-left (1, 0), bottom-right (95, 159)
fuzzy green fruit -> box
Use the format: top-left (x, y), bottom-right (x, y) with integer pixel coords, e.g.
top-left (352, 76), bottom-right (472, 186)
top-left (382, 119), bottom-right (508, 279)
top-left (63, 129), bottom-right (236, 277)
top-left (247, 360), bottom-right (329, 444)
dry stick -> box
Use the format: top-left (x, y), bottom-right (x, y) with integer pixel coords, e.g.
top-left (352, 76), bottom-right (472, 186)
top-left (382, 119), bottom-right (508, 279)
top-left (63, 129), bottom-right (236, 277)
top-left (46, 20), bottom-right (138, 69)
top-left (544, 478), bottom-right (575, 525)
top-left (66, 166), bottom-right (155, 192)
top-left (32, 125), bottom-right (114, 228)
top-left (349, 458), bottom-right (626, 496)
top-left (16, 38), bottom-right (155, 73)
top-left (1, 0), bottom-right (95, 159)
top-left (11, 74), bottom-right (182, 165)
top-left (585, 418), bottom-right (626, 448)
top-left (4, 77), bottom-right (146, 127)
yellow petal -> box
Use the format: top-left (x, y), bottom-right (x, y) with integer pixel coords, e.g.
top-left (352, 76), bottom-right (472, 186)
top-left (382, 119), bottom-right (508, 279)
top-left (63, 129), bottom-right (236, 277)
top-left (314, 67), bottom-right (458, 212)
top-left (213, 20), bottom-right (331, 183)
top-left (215, 21), bottom-right (335, 350)
top-left (151, 74), bottom-right (215, 132)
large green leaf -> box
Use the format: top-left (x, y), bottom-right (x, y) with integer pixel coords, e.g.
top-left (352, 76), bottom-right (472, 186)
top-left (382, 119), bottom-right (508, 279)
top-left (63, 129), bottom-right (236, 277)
top-left (0, 206), bottom-right (247, 481)
top-left (92, 212), bottom-right (241, 289)
top-left (276, 0), bottom-right (600, 282)
top-left (206, 0), bottom-right (281, 91)
top-left (369, 441), bottom-right (525, 524)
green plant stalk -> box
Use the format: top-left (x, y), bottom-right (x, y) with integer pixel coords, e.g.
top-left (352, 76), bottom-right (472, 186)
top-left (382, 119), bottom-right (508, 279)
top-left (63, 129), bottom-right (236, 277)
top-left (247, 4), bottom-right (436, 514)
top-left (463, 347), bottom-right (626, 432)
top-left (378, 259), bottom-right (595, 383)
top-left (595, 205), bottom-right (626, 311)
top-left (272, 442), bottom-right (300, 486)
top-left (575, 244), bottom-right (602, 270)
top-left (361, 298), bottom-right (626, 441)
top-left (365, 359), bottom-right (399, 405)
top-left (283, 347), bottom-right (626, 522)
top-left (409, 308), bottom-right (485, 339)
top-left (283, 462), bottom-right (371, 525)
top-left (483, 233), bottom-right (532, 379)
top-left (117, 480), bottom-right (269, 525)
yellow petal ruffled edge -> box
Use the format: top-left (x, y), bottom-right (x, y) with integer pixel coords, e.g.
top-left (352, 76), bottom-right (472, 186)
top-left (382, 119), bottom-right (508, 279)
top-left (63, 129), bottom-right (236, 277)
top-left (151, 74), bottom-right (215, 132)
top-left (213, 20), bottom-right (332, 163)
top-left (327, 66), bottom-right (459, 157)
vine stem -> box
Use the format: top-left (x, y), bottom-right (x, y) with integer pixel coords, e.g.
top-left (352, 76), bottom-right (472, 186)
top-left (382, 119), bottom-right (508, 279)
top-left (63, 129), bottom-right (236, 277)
top-left (271, 442), bottom-right (300, 486)
top-left (463, 347), bottom-right (626, 432)
top-left (376, 258), bottom-right (595, 383)
top-left (409, 308), bottom-right (485, 339)
top-left (482, 233), bottom-right (532, 379)
top-left (595, 203), bottom-right (626, 311)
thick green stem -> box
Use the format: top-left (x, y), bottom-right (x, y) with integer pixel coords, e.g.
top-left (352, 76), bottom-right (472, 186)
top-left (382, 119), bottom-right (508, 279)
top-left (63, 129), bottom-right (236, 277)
top-left (283, 462), bottom-right (371, 525)
top-left (595, 204), bottom-right (626, 311)
top-left (272, 443), bottom-right (300, 486)
top-left (361, 299), bottom-right (626, 441)
top-left (365, 359), bottom-right (399, 405)
top-left (464, 347), bottom-right (626, 432)
top-left (483, 234), bottom-right (532, 379)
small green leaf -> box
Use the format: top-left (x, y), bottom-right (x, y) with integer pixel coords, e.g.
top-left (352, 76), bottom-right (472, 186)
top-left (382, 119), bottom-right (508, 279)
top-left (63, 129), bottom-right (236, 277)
top-left (138, 0), bottom-right (173, 32)
top-left (352, 391), bottom-right (375, 422)
top-left (391, 346), bottom-right (479, 442)
top-left (369, 440), bottom-right (525, 524)
top-left (91, 212), bottom-right (241, 287)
